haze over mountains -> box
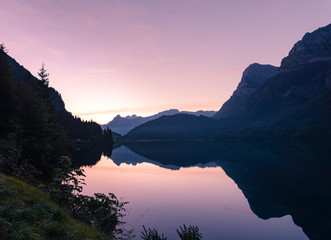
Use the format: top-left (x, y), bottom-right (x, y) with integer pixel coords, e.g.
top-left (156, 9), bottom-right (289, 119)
top-left (103, 109), bottom-right (216, 135)
top-left (126, 23), bottom-right (331, 140)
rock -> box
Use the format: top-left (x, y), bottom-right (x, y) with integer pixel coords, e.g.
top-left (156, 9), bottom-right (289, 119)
top-left (213, 63), bottom-right (278, 119)
top-left (281, 23), bottom-right (331, 70)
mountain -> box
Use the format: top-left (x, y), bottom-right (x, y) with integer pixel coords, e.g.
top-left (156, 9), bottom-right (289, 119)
top-left (235, 24), bottom-right (331, 138)
top-left (127, 23), bottom-right (331, 140)
top-left (126, 113), bottom-right (219, 140)
top-left (213, 63), bottom-right (278, 119)
top-left (0, 48), bottom-right (73, 180)
top-left (3, 51), bottom-right (113, 146)
top-left (103, 109), bottom-right (216, 135)
top-left (7, 55), bottom-right (66, 112)
top-left (181, 110), bottom-right (216, 117)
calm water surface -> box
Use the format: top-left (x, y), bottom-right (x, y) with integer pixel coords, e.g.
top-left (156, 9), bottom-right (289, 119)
top-left (79, 142), bottom-right (324, 240)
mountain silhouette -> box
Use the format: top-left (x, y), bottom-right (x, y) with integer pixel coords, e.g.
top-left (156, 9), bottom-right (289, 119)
top-left (103, 109), bottom-right (216, 135)
top-left (126, 23), bottom-right (331, 140)
top-left (214, 63), bottom-right (278, 119)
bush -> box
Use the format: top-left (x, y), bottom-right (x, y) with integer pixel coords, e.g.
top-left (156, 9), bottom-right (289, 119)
top-left (141, 225), bottom-right (167, 240)
top-left (177, 225), bottom-right (202, 240)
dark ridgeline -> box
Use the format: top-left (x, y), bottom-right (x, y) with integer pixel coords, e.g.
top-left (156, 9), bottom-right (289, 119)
top-left (0, 48), bottom-right (71, 181)
top-left (102, 110), bottom-right (180, 135)
top-left (126, 114), bottom-right (219, 140)
top-left (8, 52), bottom-right (114, 145)
top-left (213, 63), bottom-right (278, 119)
top-left (126, 23), bottom-right (331, 141)
top-left (0, 47), bottom-right (128, 239)
top-left (103, 109), bottom-right (216, 135)
top-left (1, 22), bottom-right (330, 239)
top-left (110, 140), bottom-right (330, 240)
top-left (0, 48), bottom-right (114, 180)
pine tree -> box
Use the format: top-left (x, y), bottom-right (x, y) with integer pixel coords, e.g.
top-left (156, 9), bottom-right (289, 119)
top-left (0, 43), bottom-right (8, 53)
top-left (38, 62), bottom-right (49, 86)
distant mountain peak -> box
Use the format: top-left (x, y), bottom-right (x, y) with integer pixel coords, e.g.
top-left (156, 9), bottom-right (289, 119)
top-left (124, 23), bottom-right (331, 140)
top-left (103, 109), bottom-right (216, 135)
top-left (124, 114), bottom-right (139, 119)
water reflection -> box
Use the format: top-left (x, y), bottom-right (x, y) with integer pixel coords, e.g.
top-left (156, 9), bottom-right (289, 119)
top-left (71, 143), bottom-right (113, 168)
top-left (74, 141), bottom-right (330, 240)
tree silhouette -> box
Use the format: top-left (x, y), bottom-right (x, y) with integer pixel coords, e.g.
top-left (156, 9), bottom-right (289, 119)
top-left (0, 43), bottom-right (8, 53)
top-left (38, 62), bottom-right (49, 86)
top-left (177, 225), bottom-right (202, 240)
top-left (141, 225), bottom-right (167, 240)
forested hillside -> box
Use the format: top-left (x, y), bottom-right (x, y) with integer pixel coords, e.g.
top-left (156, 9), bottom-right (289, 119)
top-left (0, 47), bottom-right (125, 240)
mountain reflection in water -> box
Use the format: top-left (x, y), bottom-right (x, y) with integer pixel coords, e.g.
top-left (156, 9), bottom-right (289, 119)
top-left (73, 140), bottom-right (330, 240)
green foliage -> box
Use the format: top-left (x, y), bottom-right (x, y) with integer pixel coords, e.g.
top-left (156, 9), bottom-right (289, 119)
top-left (177, 225), bottom-right (202, 240)
top-left (72, 193), bottom-right (127, 236)
top-left (0, 139), bottom-right (40, 183)
top-left (40, 156), bottom-right (128, 238)
top-left (0, 151), bottom-right (128, 239)
top-left (0, 49), bottom-right (72, 182)
top-left (140, 225), bottom-right (203, 240)
top-left (141, 225), bottom-right (167, 240)
top-left (45, 156), bottom-right (86, 204)
top-left (0, 173), bottom-right (105, 240)
top-left (0, 49), bottom-right (122, 239)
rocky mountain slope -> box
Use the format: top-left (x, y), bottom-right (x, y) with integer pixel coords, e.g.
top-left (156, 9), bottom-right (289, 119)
top-left (213, 63), bottom-right (278, 119)
top-left (235, 24), bottom-right (331, 137)
top-left (127, 23), bottom-right (331, 140)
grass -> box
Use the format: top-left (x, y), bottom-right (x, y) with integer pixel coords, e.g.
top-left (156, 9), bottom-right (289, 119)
top-left (0, 173), bottom-right (107, 240)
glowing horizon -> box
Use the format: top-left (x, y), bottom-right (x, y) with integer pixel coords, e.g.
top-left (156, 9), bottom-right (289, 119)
top-left (1, 0), bottom-right (331, 124)
top-left (73, 102), bottom-right (221, 123)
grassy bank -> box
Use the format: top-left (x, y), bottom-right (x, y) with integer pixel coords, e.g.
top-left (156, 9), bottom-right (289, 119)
top-left (0, 173), bottom-right (105, 240)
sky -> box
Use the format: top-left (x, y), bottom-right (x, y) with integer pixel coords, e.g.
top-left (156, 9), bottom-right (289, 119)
top-left (1, 0), bottom-right (331, 124)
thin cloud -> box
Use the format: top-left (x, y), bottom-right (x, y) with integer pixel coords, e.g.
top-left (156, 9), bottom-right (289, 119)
top-left (74, 105), bottom-right (169, 116)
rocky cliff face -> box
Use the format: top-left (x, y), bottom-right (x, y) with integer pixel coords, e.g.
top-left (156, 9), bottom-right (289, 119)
top-left (230, 23), bottom-right (331, 137)
top-left (280, 24), bottom-right (331, 70)
top-left (127, 23), bottom-right (331, 140)
top-left (213, 63), bottom-right (278, 119)
top-left (245, 24), bottom-right (331, 114)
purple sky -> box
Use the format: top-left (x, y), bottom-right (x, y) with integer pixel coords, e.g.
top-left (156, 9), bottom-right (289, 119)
top-left (1, 0), bottom-right (331, 123)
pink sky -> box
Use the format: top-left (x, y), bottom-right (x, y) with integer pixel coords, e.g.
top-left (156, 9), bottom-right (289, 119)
top-left (1, 0), bottom-right (331, 123)
top-left (82, 154), bottom-right (307, 239)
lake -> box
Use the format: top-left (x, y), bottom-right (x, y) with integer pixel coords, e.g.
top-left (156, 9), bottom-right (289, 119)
top-left (75, 141), bottom-right (330, 240)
